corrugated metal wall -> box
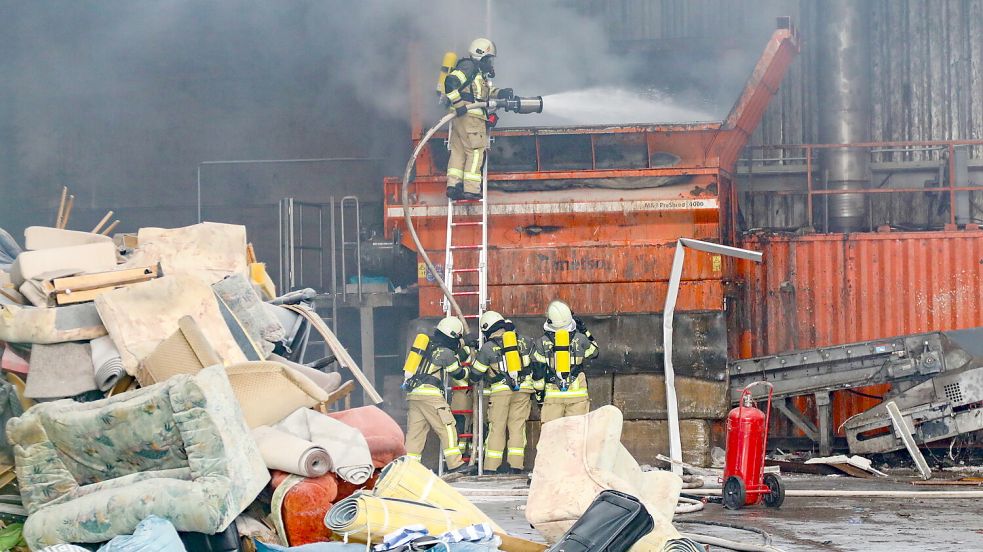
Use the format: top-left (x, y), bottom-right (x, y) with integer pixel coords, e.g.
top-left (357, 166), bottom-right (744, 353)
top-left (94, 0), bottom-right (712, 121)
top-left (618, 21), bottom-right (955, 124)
top-left (738, 231), bottom-right (983, 432)
top-left (582, 0), bottom-right (983, 152)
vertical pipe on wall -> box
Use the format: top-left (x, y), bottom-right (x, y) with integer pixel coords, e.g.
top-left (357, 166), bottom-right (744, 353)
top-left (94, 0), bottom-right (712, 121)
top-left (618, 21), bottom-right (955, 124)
top-left (818, 0), bottom-right (871, 232)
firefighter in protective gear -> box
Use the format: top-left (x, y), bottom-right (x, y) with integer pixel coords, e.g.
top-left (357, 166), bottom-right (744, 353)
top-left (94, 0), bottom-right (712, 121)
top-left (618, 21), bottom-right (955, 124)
top-left (402, 316), bottom-right (470, 471)
top-left (449, 338), bottom-right (478, 459)
top-left (532, 300), bottom-right (599, 423)
top-left (443, 38), bottom-right (515, 201)
top-left (469, 310), bottom-right (535, 473)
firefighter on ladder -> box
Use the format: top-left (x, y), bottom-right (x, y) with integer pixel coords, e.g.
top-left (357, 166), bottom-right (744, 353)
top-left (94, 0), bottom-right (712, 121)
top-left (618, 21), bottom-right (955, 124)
top-left (469, 311), bottom-right (535, 473)
top-left (443, 38), bottom-right (515, 201)
top-left (533, 300), bottom-right (599, 423)
top-left (402, 317), bottom-right (471, 473)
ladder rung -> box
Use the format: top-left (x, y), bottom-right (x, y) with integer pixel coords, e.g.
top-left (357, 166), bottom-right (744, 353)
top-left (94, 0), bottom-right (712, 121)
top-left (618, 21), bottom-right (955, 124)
top-left (451, 221), bottom-right (483, 227)
top-left (452, 291), bottom-right (480, 296)
top-left (451, 386), bottom-right (472, 391)
top-left (453, 198), bottom-right (482, 204)
top-left (452, 410), bottom-right (474, 415)
top-left (451, 268), bottom-right (480, 273)
top-left (463, 314), bottom-right (479, 319)
top-left (449, 245), bottom-right (481, 250)
top-left (458, 433), bottom-right (474, 438)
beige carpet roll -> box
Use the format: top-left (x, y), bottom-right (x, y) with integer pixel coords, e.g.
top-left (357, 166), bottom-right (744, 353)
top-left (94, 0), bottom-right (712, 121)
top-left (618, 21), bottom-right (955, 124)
top-left (274, 408), bottom-right (373, 484)
top-left (251, 426), bottom-right (330, 478)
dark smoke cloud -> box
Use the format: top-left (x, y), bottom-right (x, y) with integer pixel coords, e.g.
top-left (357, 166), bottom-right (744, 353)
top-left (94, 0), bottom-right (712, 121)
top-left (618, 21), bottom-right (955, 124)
top-left (0, 0), bottom-right (791, 233)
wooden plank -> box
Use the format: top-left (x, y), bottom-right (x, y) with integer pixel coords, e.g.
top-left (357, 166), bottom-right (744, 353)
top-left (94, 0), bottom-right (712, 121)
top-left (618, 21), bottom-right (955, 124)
top-left (55, 186), bottom-right (68, 227)
top-left (100, 220), bottom-right (120, 236)
top-left (497, 533), bottom-right (547, 552)
top-left (91, 210), bottom-right (114, 233)
top-left (55, 287), bottom-right (119, 305)
top-left (60, 195), bottom-right (75, 229)
top-left (51, 265), bottom-right (157, 293)
top-left (912, 479), bottom-right (983, 486)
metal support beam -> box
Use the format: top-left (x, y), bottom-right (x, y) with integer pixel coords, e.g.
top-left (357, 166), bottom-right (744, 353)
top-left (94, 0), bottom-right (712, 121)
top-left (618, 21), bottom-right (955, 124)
top-left (815, 391), bottom-right (832, 456)
top-left (774, 398), bottom-right (819, 442)
top-left (664, 238), bottom-right (762, 475)
top-left (359, 306), bottom-right (376, 406)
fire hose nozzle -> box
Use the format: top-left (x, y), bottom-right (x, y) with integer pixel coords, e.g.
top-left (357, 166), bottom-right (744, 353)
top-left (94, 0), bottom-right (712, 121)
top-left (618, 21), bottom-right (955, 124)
top-left (493, 96), bottom-right (543, 114)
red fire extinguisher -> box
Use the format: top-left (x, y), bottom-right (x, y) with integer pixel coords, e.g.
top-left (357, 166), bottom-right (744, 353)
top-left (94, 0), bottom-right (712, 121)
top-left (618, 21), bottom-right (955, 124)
top-left (721, 381), bottom-right (785, 510)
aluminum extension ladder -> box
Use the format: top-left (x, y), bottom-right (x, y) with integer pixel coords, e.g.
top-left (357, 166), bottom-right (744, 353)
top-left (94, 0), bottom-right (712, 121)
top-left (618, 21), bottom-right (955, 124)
top-left (438, 156), bottom-right (489, 477)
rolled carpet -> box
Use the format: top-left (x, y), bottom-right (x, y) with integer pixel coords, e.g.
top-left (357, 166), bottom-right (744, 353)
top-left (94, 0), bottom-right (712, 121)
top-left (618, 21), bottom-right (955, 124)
top-left (325, 492), bottom-right (481, 544)
top-left (372, 456), bottom-right (501, 532)
top-left (90, 335), bottom-right (124, 392)
top-left (274, 408), bottom-right (374, 484)
top-left (327, 406), bottom-right (405, 468)
top-left (253, 426), bottom-right (331, 478)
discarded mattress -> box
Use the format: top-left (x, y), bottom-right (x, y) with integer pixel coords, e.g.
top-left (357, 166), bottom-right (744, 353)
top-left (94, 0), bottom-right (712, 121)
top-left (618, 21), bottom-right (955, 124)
top-left (225, 362), bottom-right (331, 428)
top-left (272, 408), bottom-right (374, 484)
top-left (24, 226), bottom-right (113, 251)
top-left (373, 456), bottom-right (501, 532)
top-left (0, 303), bottom-right (106, 344)
top-left (327, 406), bottom-right (406, 467)
top-left (10, 241), bottom-right (117, 286)
top-left (95, 274), bottom-right (247, 375)
top-left (325, 492), bottom-right (481, 544)
top-left (270, 471), bottom-right (338, 546)
top-left (526, 405), bottom-right (682, 551)
top-left (122, 222), bottom-right (247, 284)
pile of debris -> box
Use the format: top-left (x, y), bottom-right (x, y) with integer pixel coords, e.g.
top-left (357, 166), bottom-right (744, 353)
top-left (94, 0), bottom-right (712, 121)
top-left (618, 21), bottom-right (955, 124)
top-left (0, 219), bottom-right (524, 551)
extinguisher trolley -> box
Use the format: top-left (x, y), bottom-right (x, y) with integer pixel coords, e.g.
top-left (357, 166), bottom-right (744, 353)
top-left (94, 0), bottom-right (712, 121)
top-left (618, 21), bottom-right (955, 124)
top-left (721, 381), bottom-right (785, 510)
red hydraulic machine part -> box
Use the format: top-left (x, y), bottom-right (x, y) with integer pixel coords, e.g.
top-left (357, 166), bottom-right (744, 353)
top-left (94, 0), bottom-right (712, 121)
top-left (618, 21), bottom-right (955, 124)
top-left (721, 381), bottom-right (784, 510)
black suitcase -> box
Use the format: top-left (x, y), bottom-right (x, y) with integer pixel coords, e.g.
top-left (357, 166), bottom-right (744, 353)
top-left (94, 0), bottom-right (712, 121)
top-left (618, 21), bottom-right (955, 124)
top-left (545, 490), bottom-right (654, 552)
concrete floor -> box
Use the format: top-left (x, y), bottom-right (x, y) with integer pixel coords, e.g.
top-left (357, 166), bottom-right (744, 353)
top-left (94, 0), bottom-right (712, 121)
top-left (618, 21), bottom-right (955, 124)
top-left (456, 472), bottom-right (983, 551)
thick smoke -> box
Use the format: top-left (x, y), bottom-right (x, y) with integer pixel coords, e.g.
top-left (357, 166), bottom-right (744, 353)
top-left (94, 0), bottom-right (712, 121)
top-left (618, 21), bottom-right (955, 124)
top-left (0, 1), bottom-right (790, 234)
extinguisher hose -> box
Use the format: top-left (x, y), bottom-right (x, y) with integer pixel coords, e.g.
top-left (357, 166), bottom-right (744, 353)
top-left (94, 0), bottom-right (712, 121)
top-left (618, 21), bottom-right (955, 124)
top-left (400, 101), bottom-right (500, 334)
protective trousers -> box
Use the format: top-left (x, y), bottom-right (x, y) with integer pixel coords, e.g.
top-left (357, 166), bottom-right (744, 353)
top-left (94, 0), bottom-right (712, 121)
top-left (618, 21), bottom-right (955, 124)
top-left (540, 396), bottom-right (591, 423)
top-left (449, 386), bottom-right (473, 457)
top-left (484, 390), bottom-right (533, 471)
top-left (405, 394), bottom-right (463, 469)
top-left (447, 116), bottom-right (488, 196)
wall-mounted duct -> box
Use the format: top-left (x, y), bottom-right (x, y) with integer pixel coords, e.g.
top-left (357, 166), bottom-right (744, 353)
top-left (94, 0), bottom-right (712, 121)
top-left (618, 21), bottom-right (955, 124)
top-left (819, 0), bottom-right (871, 233)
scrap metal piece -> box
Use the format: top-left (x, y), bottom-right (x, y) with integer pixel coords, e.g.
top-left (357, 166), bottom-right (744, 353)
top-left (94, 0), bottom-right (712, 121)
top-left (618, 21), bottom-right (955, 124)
top-left (885, 401), bottom-right (932, 480)
top-left (664, 238), bottom-right (762, 475)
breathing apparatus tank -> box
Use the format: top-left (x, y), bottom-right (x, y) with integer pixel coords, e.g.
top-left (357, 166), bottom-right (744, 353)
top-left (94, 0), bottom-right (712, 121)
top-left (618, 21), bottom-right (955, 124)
top-left (552, 330), bottom-right (572, 391)
top-left (501, 330), bottom-right (522, 390)
top-left (436, 51), bottom-right (459, 98)
top-left (403, 333), bottom-right (430, 377)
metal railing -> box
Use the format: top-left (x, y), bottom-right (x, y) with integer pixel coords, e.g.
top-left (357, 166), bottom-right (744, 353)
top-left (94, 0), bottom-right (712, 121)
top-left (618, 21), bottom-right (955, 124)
top-left (738, 139), bottom-right (983, 231)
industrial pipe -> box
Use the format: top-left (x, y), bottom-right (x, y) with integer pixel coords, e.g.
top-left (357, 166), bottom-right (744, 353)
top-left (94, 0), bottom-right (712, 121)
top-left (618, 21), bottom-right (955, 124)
top-left (819, 0), bottom-right (872, 232)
